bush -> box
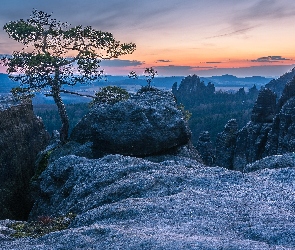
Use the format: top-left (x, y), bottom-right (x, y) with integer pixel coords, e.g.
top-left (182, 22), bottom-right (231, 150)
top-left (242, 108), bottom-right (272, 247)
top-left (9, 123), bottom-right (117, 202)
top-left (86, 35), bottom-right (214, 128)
top-left (89, 86), bottom-right (130, 107)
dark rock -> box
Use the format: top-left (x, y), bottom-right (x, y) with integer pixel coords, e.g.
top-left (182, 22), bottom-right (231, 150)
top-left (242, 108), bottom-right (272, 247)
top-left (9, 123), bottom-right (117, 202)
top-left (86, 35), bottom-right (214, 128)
top-left (266, 97), bottom-right (295, 155)
top-left (172, 74), bottom-right (215, 106)
top-left (233, 122), bottom-right (272, 171)
top-left (215, 119), bottom-right (238, 169)
top-left (244, 153), bottom-right (295, 172)
top-left (2, 154), bottom-right (295, 249)
top-left (196, 131), bottom-right (215, 166)
top-left (277, 76), bottom-right (295, 112)
top-left (251, 88), bottom-right (276, 123)
top-left (71, 89), bottom-right (191, 157)
top-left (265, 67), bottom-right (295, 98)
top-left (0, 97), bottom-right (49, 220)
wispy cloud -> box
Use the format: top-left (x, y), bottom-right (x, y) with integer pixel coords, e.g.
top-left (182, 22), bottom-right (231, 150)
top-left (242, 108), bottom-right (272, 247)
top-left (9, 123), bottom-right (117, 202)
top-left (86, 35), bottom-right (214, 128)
top-left (100, 59), bottom-right (144, 67)
top-left (156, 59), bottom-right (172, 63)
top-left (251, 56), bottom-right (290, 63)
top-left (204, 26), bottom-right (255, 39)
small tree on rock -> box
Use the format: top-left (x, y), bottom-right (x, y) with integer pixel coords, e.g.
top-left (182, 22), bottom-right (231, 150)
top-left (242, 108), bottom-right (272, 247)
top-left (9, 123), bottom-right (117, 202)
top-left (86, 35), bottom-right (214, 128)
top-left (2, 10), bottom-right (136, 144)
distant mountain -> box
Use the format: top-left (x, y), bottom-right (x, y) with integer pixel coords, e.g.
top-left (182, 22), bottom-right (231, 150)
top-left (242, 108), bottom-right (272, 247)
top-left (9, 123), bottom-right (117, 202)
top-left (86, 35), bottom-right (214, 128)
top-left (203, 74), bottom-right (273, 87)
top-left (265, 67), bottom-right (295, 98)
top-left (0, 73), bottom-right (19, 93)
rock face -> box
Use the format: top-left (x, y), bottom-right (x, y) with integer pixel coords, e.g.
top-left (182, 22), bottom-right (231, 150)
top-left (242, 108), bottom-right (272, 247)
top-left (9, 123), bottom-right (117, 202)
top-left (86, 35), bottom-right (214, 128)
top-left (215, 75), bottom-right (295, 171)
top-left (0, 97), bottom-right (49, 220)
top-left (215, 119), bottom-right (238, 169)
top-left (251, 88), bottom-right (276, 123)
top-left (1, 154), bottom-right (295, 249)
top-left (265, 67), bottom-right (295, 98)
top-left (232, 89), bottom-right (276, 171)
top-left (196, 131), bottom-right (214, 166)
top-left (71, 89), bottom-right (191, 157)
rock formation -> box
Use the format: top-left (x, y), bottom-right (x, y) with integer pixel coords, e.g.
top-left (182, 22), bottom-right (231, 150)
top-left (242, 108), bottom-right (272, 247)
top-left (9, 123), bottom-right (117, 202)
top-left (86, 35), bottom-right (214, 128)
top-left (215, 119), bottom-right (238, 169)
top-left (265, 67), bottom-right (295, 98)
top-left (0, 96), bottom-right (49, 220)
top-left (232, 89), bottom-right (276, 171)
top-left (196, 131), bottom-right (215, 166)
top-left (1, 154), bottom-right (295, 249)
top-left (215, 75), bottom-right (295, 171)
top-left (70, 89), bottom-right (191, 157)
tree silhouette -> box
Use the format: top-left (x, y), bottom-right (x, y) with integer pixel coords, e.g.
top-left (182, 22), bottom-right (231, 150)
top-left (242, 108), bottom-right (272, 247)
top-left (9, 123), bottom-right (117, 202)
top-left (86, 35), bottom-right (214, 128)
top-left (2, 10), bottom-right (136, 143)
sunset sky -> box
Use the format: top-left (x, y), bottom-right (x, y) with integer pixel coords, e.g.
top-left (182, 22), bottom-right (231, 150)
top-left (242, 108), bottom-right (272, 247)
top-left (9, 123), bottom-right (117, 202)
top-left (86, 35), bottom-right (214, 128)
top-left (0, 0), bottom-right (295, 77)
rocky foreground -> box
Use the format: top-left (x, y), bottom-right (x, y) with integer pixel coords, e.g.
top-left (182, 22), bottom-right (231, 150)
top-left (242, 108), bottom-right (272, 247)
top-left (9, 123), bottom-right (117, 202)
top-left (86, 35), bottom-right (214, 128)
top-left (1, 153), bottom-right (295, 249)
top-left (1, 87), bottom-right (295, 249)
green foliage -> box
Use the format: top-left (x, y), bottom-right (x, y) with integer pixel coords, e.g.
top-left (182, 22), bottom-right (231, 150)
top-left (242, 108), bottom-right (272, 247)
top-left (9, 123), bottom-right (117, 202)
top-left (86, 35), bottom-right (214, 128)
top-left (129, 67), bottom-right (158, 90)
top-left (144, 67), bottom-right (157, 88)
top-left (10, 87), bottom-right (35, 101)
top-left (1, 9), bottom-right (136, 143)
top-left (31, 150), bottom-right (52, 182)
top-left (177, 103), bottom-right (192, 121)
top-left (137, 85), bottom-right (159, 94)
top-left (9, 213), bottom-right (76, 238)
top-left (33, 103), bottom-right (89, 134)
top-left (89, 86), bottom-right (130, 106)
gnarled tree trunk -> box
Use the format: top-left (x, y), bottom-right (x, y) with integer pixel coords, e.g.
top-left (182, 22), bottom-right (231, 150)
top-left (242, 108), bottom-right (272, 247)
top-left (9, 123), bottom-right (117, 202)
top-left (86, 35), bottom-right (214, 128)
top-left (52, 85), bottom-right (69, 144)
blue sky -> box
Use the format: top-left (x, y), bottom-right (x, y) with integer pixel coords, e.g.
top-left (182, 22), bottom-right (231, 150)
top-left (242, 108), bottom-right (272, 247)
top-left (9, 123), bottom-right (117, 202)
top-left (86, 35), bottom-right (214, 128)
top-left (0, 0), bottom-right (295, 77)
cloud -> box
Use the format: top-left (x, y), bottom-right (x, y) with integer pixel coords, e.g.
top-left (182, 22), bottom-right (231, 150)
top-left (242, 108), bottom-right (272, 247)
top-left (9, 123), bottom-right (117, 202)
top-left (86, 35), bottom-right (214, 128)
top-left (206, 0), bottom-right (295, 40)
top-left (205, 26), bottom-right (255, 39)
top-left (156, 59), bottom-right (171, 63)
top-left (251, 56), bottom-right (290, 63)
top-left (100, 59), bottom-right (144, 67)
top-left (206, 61), bottom-right (222, 64)
top-left (192, 64), bottom-right (295, 78)
top-left (154, 65), bottom-right (213, 76)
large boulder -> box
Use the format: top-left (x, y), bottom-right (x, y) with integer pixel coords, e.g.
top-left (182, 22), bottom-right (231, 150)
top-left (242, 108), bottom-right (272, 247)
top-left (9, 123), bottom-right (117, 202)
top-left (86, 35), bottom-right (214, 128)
top-left (1, 154), bottom-right (295, 249)
top-left (71, 89), bottom-right (191, 157)
top-left (0, 97), bottom-right (49, 220)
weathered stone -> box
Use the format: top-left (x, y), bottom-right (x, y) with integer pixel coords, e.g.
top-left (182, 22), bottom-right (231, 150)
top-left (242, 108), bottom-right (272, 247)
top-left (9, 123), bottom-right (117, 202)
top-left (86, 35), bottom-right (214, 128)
top-left (277, 75), bottom-right (295, 112)
top-left (244, 153), bottom-right (295, 172)
top-left (233, 122), bottom-right (272, 171)
top-left (2, 154), bottom-right (295, 249)
top-left (0, 97), bottom-right (49, 220)
top-left (215, 119), bottom-right (238, 169)
top-left (71, 89), bottom-right (191, 157)
top-left (265, 67), bottom-right (295, 99)
top-left (251, 88), bottom-right (276, 123)
top-left (196, 131), bottom-right (215, 166)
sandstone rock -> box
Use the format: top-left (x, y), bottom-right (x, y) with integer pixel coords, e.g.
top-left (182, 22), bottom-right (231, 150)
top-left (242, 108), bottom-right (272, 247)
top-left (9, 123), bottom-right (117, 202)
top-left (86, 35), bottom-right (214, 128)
top-left (215, 119), bottom-right (238, 169)
top-left (70, 89), bottom-right (191, 157)
top-left (265, 67), bottom-right (295, 99)
top-left (244, 153), bottom-right (295, 172)
top-left (0, 97), bottom-right (49, 220)
top-left (2, 154), bottom-right (295, 249)
top-left (264, 97), bottom-right (295, 156)
top-left (251, 88), bottom-right (276, 123)
top-left (277, 75), bottom-right (295, 112)
top-left (196, 131), bottom-right (215, 166)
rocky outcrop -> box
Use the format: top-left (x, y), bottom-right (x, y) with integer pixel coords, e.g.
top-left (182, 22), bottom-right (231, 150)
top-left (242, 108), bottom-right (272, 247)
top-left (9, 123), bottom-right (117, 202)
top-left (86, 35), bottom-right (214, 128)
top-left (196, 131), bottom-right (215, 166)
top-left (232, 89), bottom-right (276, 170)
top-left (172, 74), bottom-right (215, 106)
top-left (244, 153), bottom-right (295, 172)
top-left (70, 89), bottom-right (191, 157)
top-left (0, 96), bottom-right (49, 220)
top-left (1, 154), bottom-right (295, 249)
top-left (251, 88), bottom-right (276, 123)
top-left (215, 119), bottom-right (238, 169)
top-left (216, 76), bottom-right (295, 171)
top-left (265, 67), bottom-right (295, 98)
